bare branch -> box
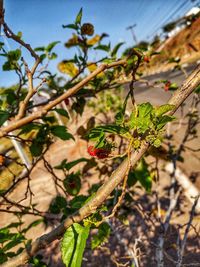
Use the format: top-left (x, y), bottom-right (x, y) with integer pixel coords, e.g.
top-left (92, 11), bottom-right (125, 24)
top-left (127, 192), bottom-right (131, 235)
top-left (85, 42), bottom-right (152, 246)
top-left (0, 59), bottom-right (127, 137)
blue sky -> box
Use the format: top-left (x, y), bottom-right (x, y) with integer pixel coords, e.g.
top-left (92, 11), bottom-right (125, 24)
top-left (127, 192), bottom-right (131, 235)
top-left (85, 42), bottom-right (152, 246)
top-left (0, 0), bottom-right (197, 86)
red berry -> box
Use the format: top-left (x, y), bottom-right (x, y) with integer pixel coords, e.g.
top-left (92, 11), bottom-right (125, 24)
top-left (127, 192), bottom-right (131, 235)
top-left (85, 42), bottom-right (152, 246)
top-left (0, 155), bottom-right (4, 165)
top-left (87, 146), bottom-right (110, 159)
top-left (164, 81), bottom-right (171, 91)
top-left (87, 146), bottom-right (97, 156)
top-left (144, 56), bottom-right (150, 63)
top-left (64, 98), bottom-right (70, 105)
top-left (95, 148), bottom-right (110, 159)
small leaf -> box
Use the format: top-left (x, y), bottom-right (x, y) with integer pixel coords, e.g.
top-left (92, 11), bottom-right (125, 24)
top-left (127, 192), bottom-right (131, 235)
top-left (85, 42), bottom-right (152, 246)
top-left (70, 195), bottom-right (88, 209)
top-left (49, 196), bottom-right (67, 214)
top-left (34, 46), bottom-right (45, 52)
top-left (88, 125), bottom-right (128, 137)
top-left (91, 222), bottom-right (111, 249)
top-left (54, 108), bottom-right (69, 118)
top-left (61, 223), bottom-right (90, 267)
top-left (129, 159), bottom-right (152, 192)
top-left (2, 61), bottom-right (17, 71)
top-left (64, 158), bottom-right (88, 171)
top-left (42, 116), bottom-right (56, 123)
top-left (19, 123), bottom-right (40, 135)
top-left (65, 34), bottom-right (79, 48)
top-left (86, 35), bottom-right (101, 46)
top-left (94, 43), bottom-right (110, 52)
top-left (17, 31), bottom-right (22, 39)
top-left (195, 84), bottom-right (200, 94)
top-left (156, 115), bottom-right (175, 130)
top-left (46, 41), bottom-right (60, 52)
top-left (58, 61), bottom-right (79, 77)
top-left (111, 42), bottom-right (124, 57)
top-left (7, 49), bottom-right (21, 61)
top-left (0, 110), bottom-right (9, 126)
top-left (75, 8), bottom-right (83, 25)
top-left (30, 140), bottom-right (44, 157)
top-left (138, 102), bottom-right (153, 118)
top-left (169, 82), bottom-right (178, 90)
top-left (115, 111), bottom-right (124, 125)
top-left (62, 24), bottom-right (79, 30)
top-left (50, 125), bottom-right (74, 140)
top-left (155, 104), bottom-right (174, 117)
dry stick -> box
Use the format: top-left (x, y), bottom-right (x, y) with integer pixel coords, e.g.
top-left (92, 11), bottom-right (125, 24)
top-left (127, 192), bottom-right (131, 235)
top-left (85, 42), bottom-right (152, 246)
top-left (0, 59), bottom-right (127, 138)
top-left (1, 65), bottom-right (200, 267)
top-left (176, 195), bottom-right (200, 267)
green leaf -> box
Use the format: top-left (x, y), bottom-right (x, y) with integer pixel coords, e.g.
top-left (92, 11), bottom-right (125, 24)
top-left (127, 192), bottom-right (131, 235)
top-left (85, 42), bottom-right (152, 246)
top-left (115, 111), bottom-right (124, 125)
top-left (95, 132), bottom-right (106, 148)
top-left (55, 158), bottom-right (88, 171)
top-left (94, 43), bottom-right (110, 52)
top-left (62, 24), bottom-right (79, 30)
top-left (0, 110), bottom-right (9, 126)
top-left (195, 84), bottom-right (200, 94)
top-left (3, 233), bottom-right (25, 251)
top-left (42, 116), bottom-right (56, 124)
top-left (61, 223), bottom-right (90, 267)
top-left (46, 41), bottom-right (60, 52)
top-left (169, 82), bottom-right (178, 90)
top-left (34, 46), bottom-right (45, 52)
top-left (154, 104), bottom-right (174, 117)
top-left (50, 126), bottom-right (75, 140)
top-left (156, 115), bottom-right (175, 130)
top-left (88, 125), bottom-right (128, 137)
top-left (69, 195), bottom-right (88, 209)
top-left (39, 54), bottom-right (46, 62)
top-left (53, 108), bottom-right (69, 118)
top-left (75, 8), bottom-right (83, 25)
top-left (29, 255), bottom-right (47, 267)
top-left (0, 229), bottom-right (15, 244)
top-left (30, 140), bottom-right (44, 157)
top-left (128, 110), bottom-right (136, 129)
top-left (19, 123), bottom-right (40, 135)
top-left (128, 159), bottom-right (152, 192)
top-left (5, 90), bottom-right (16, 105)
top-left (49, 196), bottom-right (67, 214)
top-left (2, 61), bottom-right (17, 71)
top-left (138, 102), bottom-right (153, 118)
top-left (7, 49), bottom-right (21, 61)
top-left (129, 103), bottom-right (154, 133)
top-left (48, 52), bottom-right (57, 60)
top-left (91, 222), bottom-right (111, 249)
top-left (111, 42), bottom-right (124, 57)
top-left (17, 31), bottom-right (22, 39)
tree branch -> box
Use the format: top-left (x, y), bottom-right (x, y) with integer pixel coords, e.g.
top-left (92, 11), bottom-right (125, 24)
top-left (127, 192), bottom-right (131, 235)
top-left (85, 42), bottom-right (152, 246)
top-left (1, 64), bottom-right (200, 267)
top-left (0, 59), bottom-right (127, 138)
